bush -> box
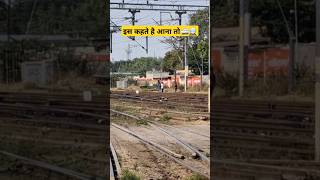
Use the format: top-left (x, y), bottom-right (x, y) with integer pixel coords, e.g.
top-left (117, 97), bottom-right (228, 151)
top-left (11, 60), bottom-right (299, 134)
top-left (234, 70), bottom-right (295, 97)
top-left (121, 169), bottom-right (140, 180)
top-left (215, 71), bottom-right (238, 96)
top-left (160, 114), bottom-right (171, 123)
top-left (246, 73), bottom-right (289, 96)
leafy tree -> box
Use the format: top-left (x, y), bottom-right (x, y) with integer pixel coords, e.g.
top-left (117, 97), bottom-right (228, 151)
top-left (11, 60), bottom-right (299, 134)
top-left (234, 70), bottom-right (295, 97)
top-left (0, 0), bottom-right (106, 36)
top-left (251, 0), bottom-right (315, 43)
top-left (111, 57), bottom-right (162, 76)
top-left (211, 0), bottom-right (315, 43)
top-left (162, 50), bottom-right (183, 74)
top-left (161, 8), bottom-right (209, 75)
top-left (188, 8), bottom-right (209, 75)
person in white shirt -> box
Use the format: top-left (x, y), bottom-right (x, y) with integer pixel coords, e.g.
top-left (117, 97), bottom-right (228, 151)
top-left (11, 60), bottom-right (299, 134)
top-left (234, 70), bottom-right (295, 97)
top-left (160, 82), bottom-right (164, 93)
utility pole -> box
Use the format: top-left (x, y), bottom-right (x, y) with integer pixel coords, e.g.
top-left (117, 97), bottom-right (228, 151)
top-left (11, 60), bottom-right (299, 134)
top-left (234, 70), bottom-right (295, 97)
top-left (184, 37), bottom-right (188, 92)
top-left (128, 9), bottom-right (140, 40)
top-left (277, 0), bottom-right (295, 92)
top-left (110, 27), bottom-right (118, 53)
top-left (175, 10), bottom-right (187, 92)
top-left (7, 0), bottom-right (11, 42)
top-left (125, 44), bottom-right (132, 60)
top-left (239, 0), bottom-right (250, 97)
top-left (175, 10), bottom-right (186, 26)
top-left (239, 0), bottom-right (244, 97)
top-left (294, 0), bottom-right (298, 75)
top-left (315, 0), bottom-right (320, 161)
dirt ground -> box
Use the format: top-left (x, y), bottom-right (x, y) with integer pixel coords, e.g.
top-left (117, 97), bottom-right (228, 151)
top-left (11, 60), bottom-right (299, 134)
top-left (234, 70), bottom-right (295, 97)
top-left (111, 127), bottom-right (201, 179)
top-left (111, 99), bottom-right (210, 179)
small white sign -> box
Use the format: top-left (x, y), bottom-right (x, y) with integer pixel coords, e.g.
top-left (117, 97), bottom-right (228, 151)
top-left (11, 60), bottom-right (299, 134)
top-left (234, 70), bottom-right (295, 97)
top-left (83, 91), bottom-right (92, 102)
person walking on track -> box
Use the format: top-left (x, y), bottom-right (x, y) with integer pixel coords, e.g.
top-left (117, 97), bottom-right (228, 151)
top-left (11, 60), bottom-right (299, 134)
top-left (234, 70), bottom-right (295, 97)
top-left (157, 80), bottom-right (161, 92)
top-left (161, 82), bottom-right (164, 93)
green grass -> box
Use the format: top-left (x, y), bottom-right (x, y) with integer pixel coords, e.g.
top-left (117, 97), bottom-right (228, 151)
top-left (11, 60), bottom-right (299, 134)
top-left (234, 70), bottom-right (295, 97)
top-left (121, 169), bottom-right (141, 180)
top-left (136, 119), bottom-right (149, 126)
top-left (160, 114), bottom-right (171, 123)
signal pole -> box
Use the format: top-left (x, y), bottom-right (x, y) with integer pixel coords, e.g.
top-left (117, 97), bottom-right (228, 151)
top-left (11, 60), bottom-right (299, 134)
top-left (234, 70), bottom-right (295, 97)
top-left (315, 0), bottom-right (320, 161)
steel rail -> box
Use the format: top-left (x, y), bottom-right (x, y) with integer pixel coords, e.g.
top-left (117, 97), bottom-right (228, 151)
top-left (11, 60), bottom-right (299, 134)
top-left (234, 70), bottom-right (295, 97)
top-left (111, 122), bottom-right (209, 178)
top-left (213, 159), bottom-right (320, 177)
top-left (110, 143), bottom-right (121, 180)
top-left (112, 123), bottom-right (184, 159)
top-left (111, 109), bottom-right (208, 162)
top-left (0, 150), bottom-right (105, 180)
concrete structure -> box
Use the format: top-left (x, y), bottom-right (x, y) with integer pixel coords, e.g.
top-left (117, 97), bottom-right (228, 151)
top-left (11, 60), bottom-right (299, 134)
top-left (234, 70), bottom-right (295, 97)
top-left (146, 70), bottom-right (170, 79)
top-left (21, 60), bottom-right (55, 86)
top-left (116, 80), bottom-right (128, 89)
top-left (211, 43), bottom-right (316, 77)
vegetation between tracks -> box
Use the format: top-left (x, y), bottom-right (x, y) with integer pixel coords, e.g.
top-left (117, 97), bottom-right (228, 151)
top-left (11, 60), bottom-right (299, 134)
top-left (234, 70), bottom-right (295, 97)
top-left (121, 169), bottom-right (141, 180)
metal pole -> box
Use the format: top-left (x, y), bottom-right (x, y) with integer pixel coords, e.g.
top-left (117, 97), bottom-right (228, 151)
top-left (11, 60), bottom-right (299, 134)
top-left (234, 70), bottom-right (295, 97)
top-left (110, 31), bottom-right (113, 53)
top-left (129, 9), bottom-right (140, 40)
top-left (294, 0), bottom-right (298, 69)
top-left (7, 0), bottom-right (11, 42)
top-left (288, 37), bottom-right (295, 92)
top-left (201, 55), bottom-right (204, 91)
top-left (146, 37), bottom-right (148, 54)
top-left (175, 11), bottom-right (186, 92)
top-left (244, 0), bottom-right (250, 83)
top-left (209, 15), bottom-right (212, 113)
top-left (239, 0), bottom-right (245, 96)
top-left (263, 50), bottom-right (266, 85)
top-left (184, 37), bottom-right (188, 92)
top-left (315, 0), bottom-right (320, 161)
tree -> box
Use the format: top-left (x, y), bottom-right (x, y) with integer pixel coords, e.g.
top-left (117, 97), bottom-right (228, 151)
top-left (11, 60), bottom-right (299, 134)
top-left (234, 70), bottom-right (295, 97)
top-left (251, 0), bottom-right (315, 43)
top-left (111, 57), bottom-right (162, 76)
top-left (211, 0), bottom-right (315, 43)
top-left (161, 8), bottom-right (209, 75)
top-left (162, 50), bottom-right (183, 74)
top-left (188, 8), bottom-right (209, 75)
top-left (0, 0), bottom-right (106, 36)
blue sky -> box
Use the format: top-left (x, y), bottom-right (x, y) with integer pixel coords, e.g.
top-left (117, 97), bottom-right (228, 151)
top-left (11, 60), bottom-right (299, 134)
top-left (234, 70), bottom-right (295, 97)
top-left (110, 0), bottom-right (209, 62)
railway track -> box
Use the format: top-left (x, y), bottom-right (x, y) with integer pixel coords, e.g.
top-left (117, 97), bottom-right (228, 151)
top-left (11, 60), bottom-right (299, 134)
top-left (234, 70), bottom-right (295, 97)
top-left (110, 91), bottom-right (209, 112)
top-left (1, 91), bottom-right (318, 179)
top-left (110, 109), bottom-right (210, 178)
top-left (211, 98), bottom-right (315, 159)
top-left (213, 159), bottom-right (320, 180)
top-left (110, 143), bottom-right (121, 180)
top-left (211, 99), bottom-right (317, 179)
top-left (0, 95), bottom-right (108, 179)
top-left (0, 150), bottom-right (104, 180)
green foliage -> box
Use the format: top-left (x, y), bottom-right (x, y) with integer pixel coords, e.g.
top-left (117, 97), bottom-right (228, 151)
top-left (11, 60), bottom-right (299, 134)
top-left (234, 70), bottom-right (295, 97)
top-left (189, 8), bottom-right (209, 40)
top-left (162, 8), bottom-right (209, 75)
top-left (187, 39), bottom-right (209, 75)
top-left (160, 114), bottom-right (171, 123)
top-left (251, 0), bottom-right (315, 43)
top-left (212, 0), bottom-right (315, 43)
top-left (216, 71), bottom-right (239, 96)
top-left (111, 57), bottom-right (161, 76)
top-left (0, 0), bottom-right (106, 35)
top-left (136, 119), bottom-right (149, 126)
top-left (162, 50), bottom-right (183, 73)
top-left (211, 0), bottom-right (238, 27)
top-left (121, 169), bottom-right (140, 180)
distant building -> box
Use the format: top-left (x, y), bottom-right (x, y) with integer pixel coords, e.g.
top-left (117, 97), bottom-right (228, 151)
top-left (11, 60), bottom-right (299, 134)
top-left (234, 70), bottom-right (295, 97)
top-left (146, 70), bottom-right (170, 79)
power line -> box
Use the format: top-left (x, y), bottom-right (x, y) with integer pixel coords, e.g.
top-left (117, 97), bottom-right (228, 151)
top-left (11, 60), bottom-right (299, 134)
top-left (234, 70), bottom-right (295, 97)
top-left (110, 2), bottom-right (208, 11)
